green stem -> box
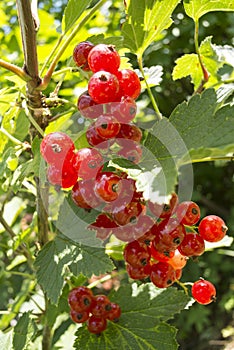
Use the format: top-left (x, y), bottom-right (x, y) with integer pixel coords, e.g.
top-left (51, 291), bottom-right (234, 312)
top-left (190, 155), bottom-right (234, 164)
top-left (194, 20), bottom-right (209, 92)
top-left (137, 56), bottom-right (162, 120)
top-left (0, 127), bottom-right (24, 145)
top-left (0, 59), bottom-right (31, 81)
top-left (39, 0), bottom-right (107, 90)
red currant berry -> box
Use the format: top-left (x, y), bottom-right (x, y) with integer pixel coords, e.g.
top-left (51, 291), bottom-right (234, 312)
top-left (111, 96), bottom-right (137, 123)
top-left (150, 262), bottom-right (176, 288)
top-left (94, 172), bottom-right (122, 202)
top-left (73, 147), bottom-right (103, 180)
top-left (153, 218), bottom-right (186, 252)
top-left (70, 309), bottom-right (89, 323)
top-left (47, 161), bottom-right (78, 189)
top-left (40, 132), bottom-right (75, 166)
top-left (73, 41), bottom-right (94, 71)
top-left (176, 201), bottom-right (200, 226)
top-left (126, 263), bottom-right (151, 280)
top-left (150, 245), bottom-right (175, 262)
top-left (191, 279), bottom-right (216, 305)
top-left (112, 200), bottom-right (146, 226)
top-left (88, 71), bottom-right (119, 104)
top-left (148, 192), bottom-right (178, 220)
top-left (116, 123), bottom-right (142, 143)
top-left (94, 115), bottom-right (120, 139)
top-left (71, 179), bottom-right (102, 209)
top-left (167, 249), bottom-right (187, 270)
top-left (86, 123), bottom-right (113, 149)
top-left (178, 232), bottom-right (205, 257)
top-left (116, 69), bottom-right (141, 100)
top-left (124, 240), bottom-right (151, 268)
top-left (106, 303), bottom-right (121, 322)
top-left (88, 44), bottom-right (120, 74)
top-left (89, 213), bottom-right (118, 240)
top-left (175, 269), bottom-right (183, 280)
top-left (90, 295), bottom-right (112, 318)
top-left (133, 215), bottom-right (155, 243)
top-left (198, 215), bottom-right (228, 242)
top-left (117, 139), bottom-right (142, 164)
top-left (68, 286), bottom-right (93, 313)
top-left (77, 91), bottom-right (102, 119)
top-left (87, 315), bottom-right (107, 334)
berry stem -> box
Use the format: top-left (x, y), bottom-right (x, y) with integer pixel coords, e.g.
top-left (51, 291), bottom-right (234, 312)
top-left (39, 0), bottom-right (107, 90)
top-left (137, 56), bottom-right (162, 120)
top-left (175, 280), bottom-right (189, 295)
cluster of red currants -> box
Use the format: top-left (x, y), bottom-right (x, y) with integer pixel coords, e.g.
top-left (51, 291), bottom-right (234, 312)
top-left (68, 286), bottom-right (121, 334)
top-left (121, 193), bottom-right (227, 304)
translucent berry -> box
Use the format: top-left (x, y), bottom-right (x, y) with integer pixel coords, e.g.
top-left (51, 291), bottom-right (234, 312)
top-left (90, 295), bottom-right (112, 318)
top-left (124, 240), bottom-right (151, 268)
top-left (70, 309), bottom-right (89, 323)
top-left (88, 44), bottom-right (120, 74)
top-left (89, 213), bottom-right (118, 240)
top-left (176, 201), bottom-right (200, 226)
top-left (153, 218), bottom-right (186, 252)
top-left (94, 172), bottom-right (123, 202)
top-left (116, 69), bottom-right (141, 100)
top-left (73, 41), bottom-right (94, 71)
top-left (111, 96), bottom-right (137, 123)
top-left (77, 91), bottom-right (102, 119)
top-left (148, 192), bottom-right (178, 220)
top-left (73, 147), bottom-right (103, 180)
top-left (47, 161), bottom-right (78, 189)
top-left (106, 303), bottom-right (121, 321)
top-left (112, 200), bottom-right (146, 226)
top-left (117, 139), bottom-right (142, 164)
top-left (126, 263), bottom-right (151, 280)
top-left (192, 279), bottom-right (216, 305)
top-left (178, 232), bottom-right (205, 257)
top-left (71, 179), bottom-right (102, 209)
top-left (87, 315), bottom-right (107, 334)
top-left (116, 123), bottom-right (142, 143)
top-left (150, 262), bottom-right (176, 288)
top-left (88, 71), bottom-right (119, 104)
top-left (94, 114), bottom-right (120, 139)
top-left (68, 286), bottom-right (93, 313)
top-left (167, 249), bottom-right (187, 269)
top-left (86, 123), bottom-right (113, 149)
top-left (40, 132), bottom-right (75, 166)
top-left (198, 215), bottom-right (228, 242)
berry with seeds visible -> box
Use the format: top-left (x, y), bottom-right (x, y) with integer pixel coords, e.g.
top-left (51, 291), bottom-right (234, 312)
top-left (94, 172), bottom-right (122, 202)
top-left (124, 240), bottom-right (151, 268)
top-left (68, 286), bottom-right (93, 313)
top-left (73, 147), bottom-right (103, 180)
top-left (94, 114), bottom-right (120, 139)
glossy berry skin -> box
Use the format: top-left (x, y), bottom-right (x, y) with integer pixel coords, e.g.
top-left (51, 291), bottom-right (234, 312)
top-left (192, 279), bottom-right (216, 305)
top-left (86, 123), bottom-right (113, 149)
top-left (88, 71), bottom-right (119, 104)
top-left (153, 218), bottom-right (186, 253)
top-left (89, 213), bottom-right (118, 240)
top-left (198, 215), bottom-right (228, 242)
top-left (70, 309), bottom-right (89, 323)
top-left (117, 139), bottom-right (142, 164)
top-left (94, 114), bottom-right (120, 139)
top-left (167, 249), bottom-right (187, 270)
top-left (176, 201), bottom-right (200, 226)
top-left (116, 123), bottom-right (142, 143)
top-left (116, 69), bottom-right (141, 100)
top-left (111, 96), bottom-right (137, 123)
top-left (68, 286), bottom-right (93, 313)
top-left (40, 132), bottom-right (75, 166)
top-left (77, 91), bottom-right (102, 119)
top-left (71, 179), bottom-right (102, 209)
top-left (132, 215), bottom-right (155, 243)
top-left (90, 295), bottom-right (112, 318)
top-left (94, 172), bottom-right (122, 202)
top-left (73, 41), bottom-right (94, 71)
top-left (87, 315), bottom-right (107, 334)
top-left (88, 44), bottom-right (120, 74)
top-left (112, 200), bottom-right (146, 226)
top-left (126, 263), bottom-right (151, 280)
top-left (124, 240), bottom-right (151, 268)
top-left (73, 147), bottom-right (103, 180)
top-left (47, 162), bottom-right (78, 189)
top-left (150, 262), bottom-right (176, 288)
top-left (150, 245), bottom-right (175, 262)
top-left (178, 232), bottom-right (205, 257)
top-left (148, 192), bottom-right (178, 220)
top-left (106, 303), bottom-right (121, 321)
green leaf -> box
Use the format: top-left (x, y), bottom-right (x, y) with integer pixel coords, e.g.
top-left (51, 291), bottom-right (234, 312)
top-left (13, 312), bottom-right (34, 350)
top-left (0, 331), bottom-right (13, 349)
top-left (56, 195), bottom-right (102, 247)
top-left (183, 0), bottom-right (234, 21)
top-left (136, 65), bottom-right (164, 89)
top-left (63, 0), bottom-right (93, 33)
top-left (122, 0), bottom-right (181, 57)
top-left (74, 284), bottom-right (190, 350)
top-left (34, 235), bottom-right (114, 304)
